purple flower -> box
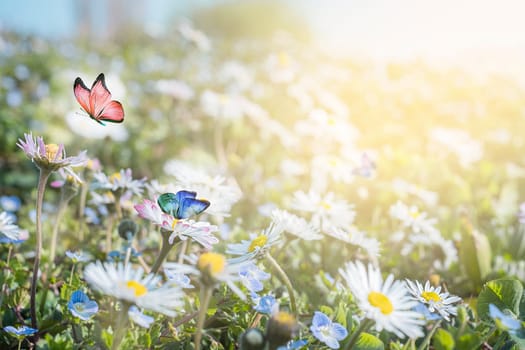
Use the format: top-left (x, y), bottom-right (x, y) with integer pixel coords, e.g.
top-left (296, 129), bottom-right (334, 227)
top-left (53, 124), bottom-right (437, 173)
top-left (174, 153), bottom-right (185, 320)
top-left (17, 132), bottom-right (87, 179)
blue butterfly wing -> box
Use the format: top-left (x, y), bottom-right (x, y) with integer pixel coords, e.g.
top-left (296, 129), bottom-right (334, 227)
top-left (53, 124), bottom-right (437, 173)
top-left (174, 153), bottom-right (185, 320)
top-left (177, 198), bottom-right (210, 219)
top-left (175, 190), bottom-right (197, 203)
top-left (157, 193), bottom-right (180, 217)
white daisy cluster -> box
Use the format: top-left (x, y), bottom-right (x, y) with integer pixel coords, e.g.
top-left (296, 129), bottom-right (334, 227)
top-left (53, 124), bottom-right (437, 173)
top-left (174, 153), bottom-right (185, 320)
top-left (389, 200), bottom-right (457, 269)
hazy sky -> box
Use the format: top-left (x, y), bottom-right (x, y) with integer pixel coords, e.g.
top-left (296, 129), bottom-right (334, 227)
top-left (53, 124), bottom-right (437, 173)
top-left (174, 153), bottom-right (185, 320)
top-left (2, 0), bottom-right (525, 73)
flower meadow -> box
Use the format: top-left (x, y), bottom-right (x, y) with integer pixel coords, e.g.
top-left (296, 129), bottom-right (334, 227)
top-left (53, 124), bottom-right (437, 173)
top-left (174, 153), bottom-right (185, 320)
top-left (2, 15), bottom-right (525, 350)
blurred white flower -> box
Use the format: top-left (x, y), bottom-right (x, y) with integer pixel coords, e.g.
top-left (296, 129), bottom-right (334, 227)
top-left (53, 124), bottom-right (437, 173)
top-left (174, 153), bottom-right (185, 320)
top-left (155, 79), bottom-right (194, 101)
top-left (291, 190), bottom-right (355, 232)
top-left (162, 160), bottom-right (242, 218)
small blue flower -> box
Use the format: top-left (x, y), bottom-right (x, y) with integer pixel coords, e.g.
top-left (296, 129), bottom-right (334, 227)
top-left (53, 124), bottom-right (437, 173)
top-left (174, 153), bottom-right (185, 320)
top-left (254, 295), bottom-right (277, 314)
top-left (66, 250), bottom-right (92, 263)
top-left (0, 229), bottom-right (29, 244)
top-left (0, 196), bottom-right (21, 212)
top-left (128, 306), bottom-right (154, 328)
top-left (68, 290), bottom-right (99, 320)
top-left (310, 311), bottom-right (348, 349)
top-left (277, 339), bottom-right (308, 349)
top-left (3, 325), bottom-right (38, 338)
top-left (413, 302), bottom-right (442, 321)
top-left (239, 262), bottom-right (271, 293)
top-left (489, 304), bottom-right (521, 334)
top-left (165, 271), bottom-right (194, 289)
top-left (84, 207), bottom-right (101, 225)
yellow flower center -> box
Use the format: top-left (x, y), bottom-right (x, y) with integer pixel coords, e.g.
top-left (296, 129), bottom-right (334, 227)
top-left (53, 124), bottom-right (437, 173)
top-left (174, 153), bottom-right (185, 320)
top-left (248, 235), bottom-right (268, 252)
top-left (274, 311), bottom-right (296, 326)
top-left (45, 144), bottom-right (61, 160)
top-left (326, 117), bottom-right (336, 126)
top-left (409, 209), bottom-right (420, 219)
top-left (198, 252), bottom-right (226, 276)
top-left (219, 94), bottom-right (230, 104)
top-left (422, 291), bottom-right (441, 302)
top-left (171, 219), bottom-right (179, 230)
top-left (368, 291), bottom-right (394, 315)
top-left (126, 280), bottom-right (147, 297)
top-left (109, 172), bottom-right (121, 183)
top-left (329, 158), bottom-right (338, 167)
top-left (278, 52), bottom-right (290, 67)
top-left (105, 191), bottom-right (115, 202)
top-left (320, 201), bottom-right (332, 210)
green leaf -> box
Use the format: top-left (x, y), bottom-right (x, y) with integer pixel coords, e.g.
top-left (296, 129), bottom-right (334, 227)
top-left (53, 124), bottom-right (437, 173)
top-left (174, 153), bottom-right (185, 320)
top-left (477, 278), bottom-right (523, 321)
top-left (432, 328), bottom-right (455, 350)
top-left (459, 224), bottom-right (492, 292)
top-left (456, 332), bottom-right (482, 350)
top-left (354, 332), bottom-right (384, 350)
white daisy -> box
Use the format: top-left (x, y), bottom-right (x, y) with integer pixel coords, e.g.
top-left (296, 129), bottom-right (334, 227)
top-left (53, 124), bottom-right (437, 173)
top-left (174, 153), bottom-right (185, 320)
top-left (84, 261), bottom-right (184, 317)
top-left (93, 168), bottom-right (146, 196)
top-left (291, 190), bottom-right (355, 231)
top-left (405, 280), bottom-right (462, 321)
top-left (134, 199), bottom-right (219, 249)
top-left (0, 211), bottom-right (24, 240)
top-left (325, 227), bottom-right (381, 258)
top-left (339, 261), bottom-right (424, 339)
top-left (270, 209), bottom-right (322, 241)
top-left (226, 221), bottom-right (284, 263)
top-left (389, 201), bottom-right (438, 234)
top-left (164, 252), bottom-right (246, 300)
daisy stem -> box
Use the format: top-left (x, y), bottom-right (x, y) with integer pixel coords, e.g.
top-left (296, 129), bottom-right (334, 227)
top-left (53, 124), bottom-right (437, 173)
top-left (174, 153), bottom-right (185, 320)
top-left (416, 320), bottom-right (442, 350)
top-left (150, 232), bottom-right (174, 274)
top-left (194, 286), bottom-right (213, 350)
top-left (17, 339), bottom-right (21, 350)
top-left (343, 318), bottom-right (373, 350)
top-left (124, 246), bottom-right (132, 269)
top-left (265, 252), bottom-right (297, 315)
top-left (111, 302), bottom-right (130, 350)
top-left (78, 182), bottom-right (88, 240)
top-left (30, 168), bottom-right (51, 333)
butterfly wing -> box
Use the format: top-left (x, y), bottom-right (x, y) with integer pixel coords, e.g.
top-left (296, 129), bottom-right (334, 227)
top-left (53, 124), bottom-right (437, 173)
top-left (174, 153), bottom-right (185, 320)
top-left (73, 77), bottom-right (92, 115)
top-left (98, 100), bottom-right (125, 123)
top-left (157, 193), bottom-right (180, 217)
top-left (178, 198), bottom-right (210, 219)
top-left (89, 73), bottom-right (113, 119)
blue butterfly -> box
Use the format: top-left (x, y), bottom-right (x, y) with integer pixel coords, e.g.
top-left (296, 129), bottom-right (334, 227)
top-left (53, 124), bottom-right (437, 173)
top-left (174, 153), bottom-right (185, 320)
top-left (157, 190), bottom-right (210, 219)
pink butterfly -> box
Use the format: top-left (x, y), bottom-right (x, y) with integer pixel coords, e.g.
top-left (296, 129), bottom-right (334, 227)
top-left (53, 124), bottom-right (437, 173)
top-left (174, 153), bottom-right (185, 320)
top-left (73, 73), bottom-right (124, 125)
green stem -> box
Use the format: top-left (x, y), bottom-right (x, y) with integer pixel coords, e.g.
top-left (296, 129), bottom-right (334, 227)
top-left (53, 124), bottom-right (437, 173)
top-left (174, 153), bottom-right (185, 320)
top-left (194, 286), bottom-right (213, 350)
top-left (0, 245), bottom-right (13, 326)
top-left (265, 252), bottom-right (297, 315)
top-left (17, 339), bottom-right (21, 350)
top-left (69, 264), bottom-right (76, 286)
top-left (30, 169), bottom-right (51, 334)
top-left (417, 320), bottom-right (442, 350)
top-left (49, 199), bottom-right (69, 265)
top-left (150, 231), bottom-right (174, 274)
top-left (343, 318), bottom-right (373, 350)
top-left (78, 182), bottom-right (88, 237)
top-left (111, 303), bottom-right (130, 350)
